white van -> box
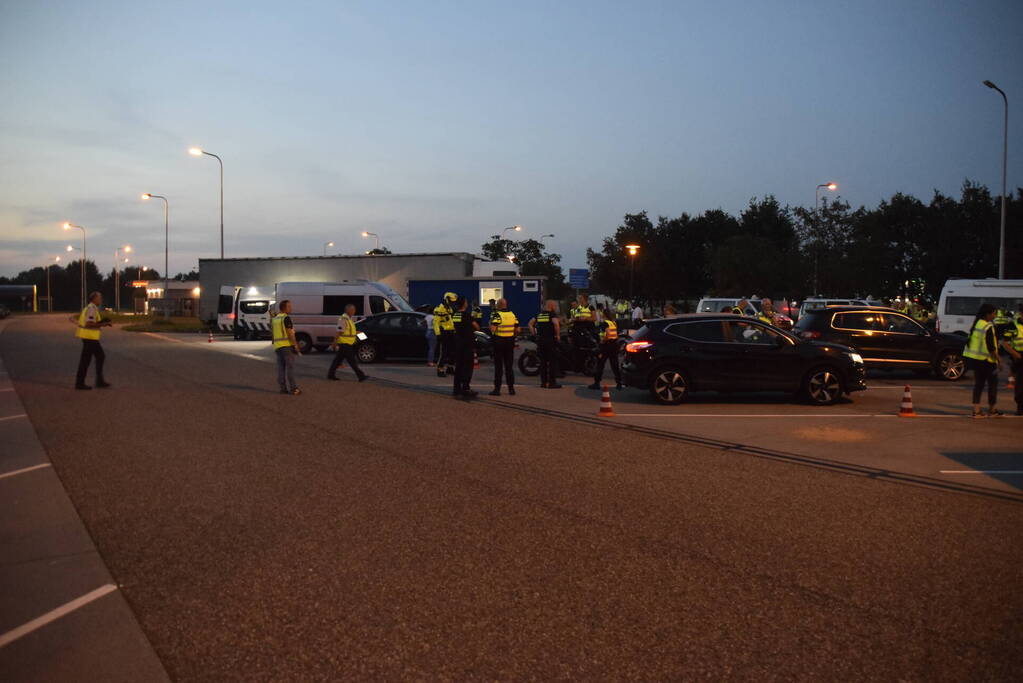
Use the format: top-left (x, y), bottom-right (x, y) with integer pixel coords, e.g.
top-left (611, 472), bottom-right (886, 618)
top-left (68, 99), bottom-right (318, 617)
top-left (275, 281), bottom-right (413, 353)
top-left (236, 286), bottom-right (275, 340)
top-left (936, 279), bottom-right (1023, 335)
top-left (797, 298), bottom-right (867, 320)
top-left (696, 297), bottom-right (760, 316)
top-left (217, 286), bottom-right (241, 333)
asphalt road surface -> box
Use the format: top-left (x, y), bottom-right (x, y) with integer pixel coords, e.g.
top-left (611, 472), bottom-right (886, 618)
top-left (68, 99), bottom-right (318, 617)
top-left (3, 315), bottom-right (1022, 680)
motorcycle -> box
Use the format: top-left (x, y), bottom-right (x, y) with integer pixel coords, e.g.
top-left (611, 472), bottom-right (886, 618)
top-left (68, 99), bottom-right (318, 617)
top-left (518, 332), bottom-right (600, 377)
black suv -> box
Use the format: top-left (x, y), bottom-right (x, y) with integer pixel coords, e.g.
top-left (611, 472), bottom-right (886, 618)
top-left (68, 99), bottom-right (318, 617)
top-left (792, 307), bottom-right (966, 380)
top-left (622, 315), bottom-right (866, 405)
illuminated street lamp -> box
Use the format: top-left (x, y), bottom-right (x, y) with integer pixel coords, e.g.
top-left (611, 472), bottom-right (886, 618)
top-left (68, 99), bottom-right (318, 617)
top-left (141, 193), bottom-right (170, 312)
top-left (625, 244), bottom-right (641, 302)
top-left (491, 225), bottom-right (523, 240)
top-left (323, 240), bottom-right (335, 256)
top-left (113, 245), bottom-right (132, 313)
top-left (813, 182), bottom-right (838, 295)
top-left (361, 231), bottom-right (380, 251)
top-left (189, 146), bottom-right (224, 258)
top-left (982, 80), bottom-right (1008, 279)
top-left (46, 256), bottom-right (60, 313)
top-left (63, 222), bottom-right (86, 308)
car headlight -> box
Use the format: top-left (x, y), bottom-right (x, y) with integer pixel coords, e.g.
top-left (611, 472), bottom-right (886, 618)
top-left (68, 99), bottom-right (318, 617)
top-left (848, 352), bottom-right (863, 364)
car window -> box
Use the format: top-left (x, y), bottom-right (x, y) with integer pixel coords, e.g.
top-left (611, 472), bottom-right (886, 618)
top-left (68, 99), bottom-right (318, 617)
top-left (832, 312), bottom-right (883, 331)
top-left (324, 295), bottom-right (364, 316)
top-left (882, 313), bottom-right (923, 334)
top-left (369, 295), bottom-right (394, 314)
top-left (375, 315), bottom-right (404, 330)
top-left (726, 320), bottom-right (778, 345)
top-left (698, 300), bottom-right (732, 313)
top-left (666, 320), bottom-right (726, 342)
top-left (402, 315), bottom-right (426, 330)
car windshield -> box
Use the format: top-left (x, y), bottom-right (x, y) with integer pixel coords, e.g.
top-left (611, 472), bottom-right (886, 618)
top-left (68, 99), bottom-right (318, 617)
top-left (240, 300), bottom-right (269, 314)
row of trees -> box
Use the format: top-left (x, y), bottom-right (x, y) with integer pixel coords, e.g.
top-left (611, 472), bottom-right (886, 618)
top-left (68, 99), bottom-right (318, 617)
top-left (587, 181), bottom-right (1021, 306)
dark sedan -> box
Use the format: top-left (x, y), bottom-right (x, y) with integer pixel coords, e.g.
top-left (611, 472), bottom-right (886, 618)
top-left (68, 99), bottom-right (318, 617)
top-left (622, 315), bottom-right (866, 405)
top-left (792, 306), bottom-right (966, 380)
top-left (354, 312), bottom-right (492, 363)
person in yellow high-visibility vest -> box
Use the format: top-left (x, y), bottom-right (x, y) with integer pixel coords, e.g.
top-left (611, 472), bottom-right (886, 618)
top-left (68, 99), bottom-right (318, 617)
top-left (963, 303), bottom-right (1001, 418)
top-left (589, 303), bottom-right (622, 390)
top-left (327, 303), bottom-right (368, 382)
top-left (434, 292), bottom-right (458, 378)
top-left (488, 297), bottom-right (519, 396)
top-left (271, 299), bottom-right (301, 395)
top-left (71, 291), bottom-right (113, 390)
top-left (1000, 304), bottom-right (1023, 415)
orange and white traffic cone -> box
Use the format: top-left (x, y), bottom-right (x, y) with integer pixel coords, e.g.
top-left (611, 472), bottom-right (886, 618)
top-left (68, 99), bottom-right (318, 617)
top-left (898, 385), bottom-right (916, 417)
top-left (597, 383), bottom-right (616, 417)
top-left (208, 330), bottom-right (214, 343)
top-left (1008, 372), bottom-right (1016, 390)
top-left (473, 351), bottom-right (480, 369)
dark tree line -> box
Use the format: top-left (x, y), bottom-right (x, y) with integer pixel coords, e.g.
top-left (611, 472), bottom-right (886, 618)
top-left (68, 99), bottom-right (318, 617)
top-left (588, 181), bottom-right (1021, 307)
top-left (480, 237), bottom-right (568, 298)
top-left (0, 263), bottom-right (176, 311)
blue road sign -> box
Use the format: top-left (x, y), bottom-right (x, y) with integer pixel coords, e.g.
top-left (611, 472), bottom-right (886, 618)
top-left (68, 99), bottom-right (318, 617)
top-left (568, 268), bottom-right (589, 289)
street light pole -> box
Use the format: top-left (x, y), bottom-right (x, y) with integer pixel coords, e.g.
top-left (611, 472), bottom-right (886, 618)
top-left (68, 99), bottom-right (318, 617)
top-left (113, 245), bottom-right (131, 313)
top-left (189, 147), bottom-right (224, 258)
top-left (47, 256), bottom-right (60, 313)
top-left (983, 80), bottom-right (1008, 279)
top-left (361, 231), bottom-right (380, 251)
top-left (62, 223), bottom-right (86, 308)
top-left (142, 194), bottom-right (169, 312)
top-left (625, 244), bottom-right (640, 303)
top-left (323, 241), bottom-right (335, 256)
top-left (813, 182), bottom-right (838, 296)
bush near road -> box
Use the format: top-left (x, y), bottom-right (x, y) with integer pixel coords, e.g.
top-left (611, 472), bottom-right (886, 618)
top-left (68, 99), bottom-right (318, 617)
top-left (120, 315), bottom-right (207, 333)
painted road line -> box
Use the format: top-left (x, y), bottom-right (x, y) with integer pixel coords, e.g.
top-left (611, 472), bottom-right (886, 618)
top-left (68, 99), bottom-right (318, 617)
top-left (141, 332), bottom-right (187, 344)
top-left (241, 353), bottom-right (273, 363)
top-left (0, 463), bottom-right (52, 480)
top-left (940, 470), bottom-right (1023, 475)
top-left (613, 413), bottom-right (988, 418)
top-left (0, 584), bottom-right (118, 648)
top-left (0, 413), bottom-right (28, 422)
top-left (0, 387), bottom-right (15, 392)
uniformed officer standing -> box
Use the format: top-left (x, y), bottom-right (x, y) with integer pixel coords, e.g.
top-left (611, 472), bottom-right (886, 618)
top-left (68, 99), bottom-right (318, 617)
top-left (1001, 310), bottom-right (1023, 415)
top-left (529, 300), bottom-right (562, 389)
top-left (327, 303), bottom-right (368, 382)
top-left (271, 299), bottom-right (301, 395)
top-left (451, 296), bottom-right (478, 399)
top-left (731, 298), bottom-right (750, 316)
top-left (72, 291), bottom-right (113, 390)
top-left (488, 297), bottom-right (519, 396)
top-left (434, 292), bottom-right (457, 378)
top-left (589, 305), bottom-right (622, 390)
top-left (757, 298), bottom-right (777, 326)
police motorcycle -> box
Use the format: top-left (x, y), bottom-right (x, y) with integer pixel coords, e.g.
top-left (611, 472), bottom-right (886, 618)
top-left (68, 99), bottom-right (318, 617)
top-left (518, 329), bottom-right (600, 377)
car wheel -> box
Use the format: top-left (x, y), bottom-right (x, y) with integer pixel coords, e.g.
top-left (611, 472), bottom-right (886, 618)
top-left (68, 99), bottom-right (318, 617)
top-left (650, 368), bottom-right (689, 405)
top-left (935, 351), bottom-right (965, 381)
top-left (518, 350), bottom-right (540, 376)
top-left (803, 366), bottom-right (843, 405)
top-left (295, 333), bottom-right (313, 355)
top-left (356, 342), bottom-right (378, 363)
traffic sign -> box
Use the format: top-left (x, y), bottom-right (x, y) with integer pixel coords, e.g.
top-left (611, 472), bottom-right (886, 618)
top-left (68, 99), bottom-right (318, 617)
top-left (569, 268), bottom-right (589, 289)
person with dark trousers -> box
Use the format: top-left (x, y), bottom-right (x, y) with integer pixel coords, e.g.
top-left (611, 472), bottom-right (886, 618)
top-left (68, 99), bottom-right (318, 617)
top-left (964, 303), bottom-right (1001, 418)
top-left (72, 291), bottom-right (113, 390)
top-left (327, 303), bottom-right (368, 382)
top-left (529, 300), bottom-right (562, 389)
top-left (271, 300), bottom-right (302, 395)
top-left (589, 303), bottom-right (622, 390)
top-left (1000, 304), bottom-right (1023, 415)
top-left (451, 296), bottom-right (478, 399)
top-left (434, 292), bottom-right (457, 377)
top-left (488, 297), bottom-right (519, 396)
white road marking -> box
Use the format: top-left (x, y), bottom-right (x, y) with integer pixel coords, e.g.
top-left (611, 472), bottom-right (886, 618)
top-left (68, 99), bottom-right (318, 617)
top-left (0, 413), bottom-right (28, 422)
top-left (241, 353), bottom-right (272, 363)
top-left (613, 413), bottom-right (985, 418)
top-left (141, 332), bottom-right (187, 344)
top-left (0, 463), bottom-right (52, 480)
top-left (0, 584), bottom-right (117, 648)
top-left (940, 470), bottom-right (1023, 475)
top-left (0, 387), bottom-right (15, 392)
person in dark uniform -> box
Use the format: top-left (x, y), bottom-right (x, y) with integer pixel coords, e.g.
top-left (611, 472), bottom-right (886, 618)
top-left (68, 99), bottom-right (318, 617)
top-left (488, 297), bottom-right (519, 396)
top-left (570, 293), bottom-right (596, 371)
top-left (72, 291), bottom-right (113, 390)
top-left (529, 299), bottom-right (562, 389)
top-left (451, 296), bottom-right (479, 399)
top-left (434, 292), bottom-right (457, 377)
top-left (589, 306), bottom-right (622, 390)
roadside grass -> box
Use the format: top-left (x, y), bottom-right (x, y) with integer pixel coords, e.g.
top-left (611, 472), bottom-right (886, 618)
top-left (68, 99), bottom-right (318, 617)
top-left (120, 316), bottom-right (208, 333)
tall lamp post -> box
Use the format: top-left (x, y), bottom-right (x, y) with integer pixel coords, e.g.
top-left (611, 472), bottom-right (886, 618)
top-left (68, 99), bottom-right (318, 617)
top-left (983, 80), bottom-right (1008, 279)
top-left (113, 245), bottom-right (132, 312)
top-left (189, 147), bottom-right (224, 258)
top-left (538, 233), bottom-right (555, 244)
top-left (62, 222), bottom-right (86, 308)
top-left (361, 231), bottom-right (380, 251)
top-left (813, 182), bottom-right (838, 296)
top-left (489, 225), bottom-right (522, 259)
top-left (142, 193), bottom-right (169, 313)
top-left (47, 256), bottom-right (60, 313)
top-left (625, 244), bottom-right (641, 303)
top-left (323, 241), bottom-right (335, 256)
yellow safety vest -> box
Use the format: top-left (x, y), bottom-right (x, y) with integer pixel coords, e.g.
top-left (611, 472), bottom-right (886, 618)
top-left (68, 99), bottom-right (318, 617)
top-left (271, 314), bottom-right (293, 350)
top-left (1003, 320), bottom-right (1023, 353)
top-left (75, 304), bottom-right (101, 340)
top-left (491, 310), bottom-right (518, 337)
top-left (573, 306), bottom-right (593, 322)
top-left (963, 320), bottom-right (995, 364)
top-left (600, 319), bottom-right (618, 342)
top-left (757, 311), bottom-right (774, 326)
top-left (335, 315), bottom-right (357, 345)
top-left (434, 303), bottom-right (454, 332)
top-left (616, 302), bottom-right (629, 315)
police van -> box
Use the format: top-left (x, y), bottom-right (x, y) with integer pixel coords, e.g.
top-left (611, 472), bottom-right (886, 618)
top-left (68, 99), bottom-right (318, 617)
top-left (936, 279), bottom-right (1023, 335)
top-left (217, 285), bottom-right (241, 334)
top-left (275, 281), bottom-right (413, 353)
top-left (236, 286), bottom-right (275, 340)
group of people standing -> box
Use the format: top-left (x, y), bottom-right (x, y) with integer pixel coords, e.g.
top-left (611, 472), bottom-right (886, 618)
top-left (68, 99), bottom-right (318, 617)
top-left (965, 303), bottom-right (1023, 418)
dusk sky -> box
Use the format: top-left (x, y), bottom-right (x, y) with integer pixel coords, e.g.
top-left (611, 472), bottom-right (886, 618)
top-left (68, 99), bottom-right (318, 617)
top-left (1, 0), bottom-right (1020, 278)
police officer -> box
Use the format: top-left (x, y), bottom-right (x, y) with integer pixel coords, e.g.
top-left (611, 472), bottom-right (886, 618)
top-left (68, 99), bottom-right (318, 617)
top-left (529, 300), bottom-right (562, 389)
top-left (731, 298), bottom-right (750, 316)
top-left (615, 299), bottom-right (630, 329)
top-left (757, 298), bottom-right (777, 326)
top-left (488, 297), bottom-right (519, 396)
top-left (451, 296), bottom-right (478, 399)
top-left (1001, 308), bottom-right (1023, 415)
top-left (571, 294), bottom-right (596, 363)
top-left (327, 303), bottom-right (368, 382)
top-left (964, 303), bottom-right (1001, 418)
top-left (434, 292), bottom-right (457, 378)
top-left (72, 291), bottom-right (112, 390)
top-left (271, 299), bottom-right (301, 395)
top-left (589, 303), bottom-right (622, 390)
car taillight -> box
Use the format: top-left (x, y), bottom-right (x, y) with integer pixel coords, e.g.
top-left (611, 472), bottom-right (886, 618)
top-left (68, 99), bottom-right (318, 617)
top-left (800, 330), bottom-right (820, 340)
top-left (229, 313), bottom-right (235, 320)
top-left (626, 341), bottom-right (653, 353)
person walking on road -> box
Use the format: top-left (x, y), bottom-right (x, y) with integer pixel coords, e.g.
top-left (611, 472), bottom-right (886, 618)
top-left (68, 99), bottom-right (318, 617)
top-left (72, 291), bottom-right (112, 390)
top-left (489, 297), bottom-right (519, 396)
top-left (327, 303), bottom-right (368, 382)
top-left (434, 292), bottom-right (457, 378)
top-left (1000, 307), bottom-right (1023, 415)
top-left (964, 303), bottom-right (1001, 418)
top-left (589, 305), bottom-right (622, 390)
top-left (272, 300), bottom-right (301, 395)
top-left (424, 310), bottom-right (437, 367)
top-left (451, 296), bottom-right (478, 399)
top-left (529, 300), bottom-right (562, 389)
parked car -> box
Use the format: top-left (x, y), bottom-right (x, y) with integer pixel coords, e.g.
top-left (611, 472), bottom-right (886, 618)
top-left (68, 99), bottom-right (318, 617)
top-left (354, 311), bottom-right (492, 363)
top-left (0, 304), bottom-right (10, 319)
top-left (792, 306), bottom-right (967, 381)
top-left (796, 298), bottom-right (867, 320)
top-left (622, 314), bottom-right (866, 405)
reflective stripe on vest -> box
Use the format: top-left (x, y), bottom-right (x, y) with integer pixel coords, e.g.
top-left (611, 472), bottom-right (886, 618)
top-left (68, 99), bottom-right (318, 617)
top-left (271, 314), bottom-right (292, 349)
top-left (1005, 320), bottom-right (1023, 352)
top-left (757, 312), bottom-right (773, 325)
top-left (963, 320), bottom-right (995, 363)
top-left (335, 315), bottom-right (357, 345)
top-left (600, 320), bottom-right (618, 342)
top-left (492, 310), bottom-right (517, 337)
top-left (75, 304), bottom-right (101, 341)
top-left (573, 306), bottom-right (592, 320)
